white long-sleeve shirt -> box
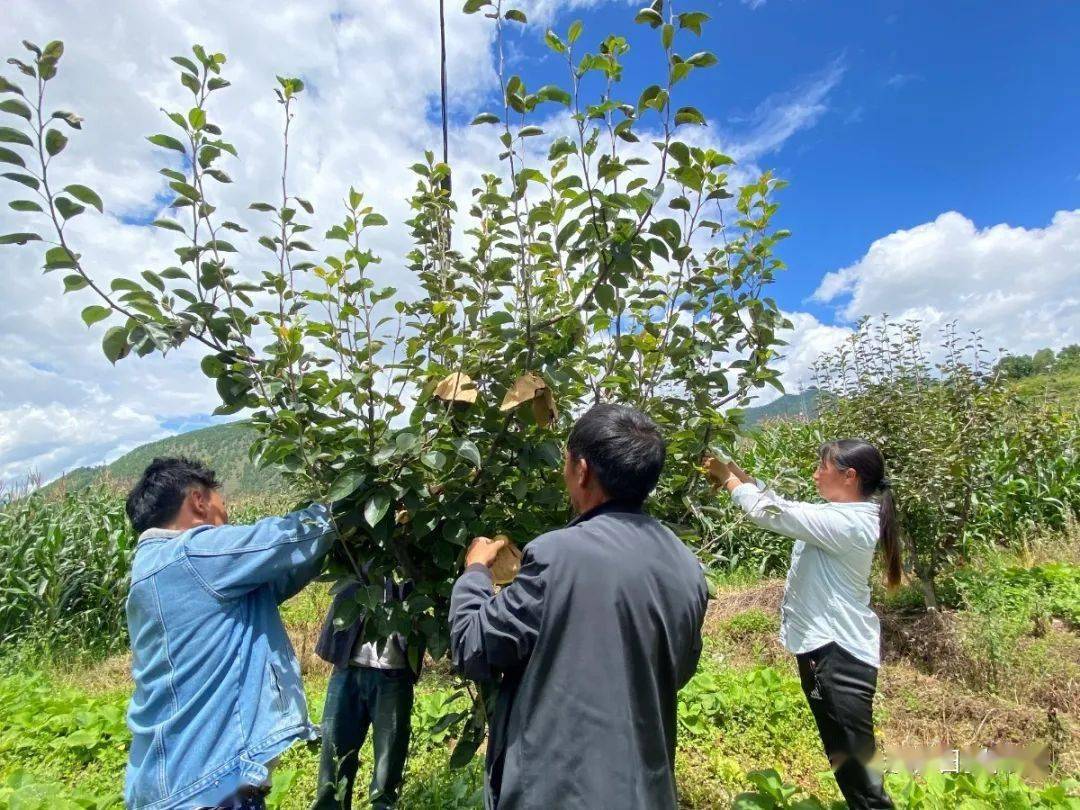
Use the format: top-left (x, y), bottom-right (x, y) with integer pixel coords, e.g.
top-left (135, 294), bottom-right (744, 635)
top-left (731, 480), bottom-right (882, 667)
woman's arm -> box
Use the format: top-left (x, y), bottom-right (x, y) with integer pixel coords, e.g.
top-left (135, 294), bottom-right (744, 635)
top-left (703, 456), bottom-right (852, 554)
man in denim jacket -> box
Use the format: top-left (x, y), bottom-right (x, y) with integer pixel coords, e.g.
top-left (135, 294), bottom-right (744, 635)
top-left (123, 457), bottom-right (336, 809)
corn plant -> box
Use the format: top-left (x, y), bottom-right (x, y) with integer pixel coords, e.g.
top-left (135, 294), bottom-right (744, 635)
top-left (0, 486), bottom-right (134, 655)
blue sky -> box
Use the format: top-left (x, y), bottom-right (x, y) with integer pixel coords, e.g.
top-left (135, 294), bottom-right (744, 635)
top-left (477, 0), bottom-right (1079, 322)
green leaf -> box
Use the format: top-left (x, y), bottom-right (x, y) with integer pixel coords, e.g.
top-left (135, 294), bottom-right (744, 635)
top-left (8, 199), bottom-right (41, 212)
top-left (152, 218), bottom-right (186, 234)
top-left (674, 106), bottom-right (706, 126)
top-left (171, 55), bottom-right (200, 76)
top-left (181, 71), bottom-right (201, 95)
top-left (519, 126), bottom-right (544, 137)
top-left (142, 270), bottom-right (165, 292)
top-left (2, 171), bottom-right (39, 189)
top-left (421, 450), bottom-right (447, 471)
top-left (0, 232), bottom-right (41, 245)
top-left (63, 184), bottom-right (103, 212)
top-left (449, 729), bottom-right (483, 769)
top-left (327, 469), bottom-right (366, 503)
top-left (80, 305), bottom-right (111, 327)
top-left (188, 107), bottom-right (206, 130)
top-left (42, 40), bottom-right (64, 61)
top-left (677, 11), bottom-right (710, 34)
top-left (62, 273), bottom-right (88, 292)
top-left (455, 439), bottom-right (482, 468)
top-left (537, 85), bottom-right (571, 106)
top-left (51, 111), bottom-right (83, 129)
top-left (634, 8), bottom-right (664, 27)
top-left (595, 282), bottom-right (616, 312)
top-left (396, 432), bottom-right (419, 452)
top-left (0, 99), bottom-right (31, 121)
top-left (205, 239), bottom-right (237, 252)
top-left (148, 134), bottom-right (186, 153)
top-left (470, 113), bottom-right (500, 125)
top-left (200, 354), bottom-right (225, 377)
top-left (544, 30), bottom-right (567, 53)
top-left (462, 0), bottom-right (490, 13)
top-left (44, 128), bottom-right (67, 156)
top-left (54, 196), bottom-right (84, 220)
top-left (0, 126), bottom-right (32, 146)
top-left (44, 246), bottom-right (76, 268)
top-left (0, 147), bottom-right (25, 167)
top-left (295, 197), bottom-right (314, 214)
top-left (364, 493), bottom-right (392, 528)
top-left (662, 23), bottom-right (675, 49)
top-left (169, 180), bottom-right (200, 200)
top-left (362, 213), bottom-right (387, 227)
top-left (0, 77), bottom-right (24, 96)
top-left (568, 19), bottom-right (584, 43)
top-left (101, 326), bottom-right (129, 364)
top-left (687, 51), bottom-right (718, 68)
top-left (249, 202), bottom-right (275, 212)
top-left (505, 9), bottom-right (527, 23)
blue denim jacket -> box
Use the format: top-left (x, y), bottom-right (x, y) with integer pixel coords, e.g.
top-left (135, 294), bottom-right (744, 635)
top-left (124, 504), bottom-right (335, 809)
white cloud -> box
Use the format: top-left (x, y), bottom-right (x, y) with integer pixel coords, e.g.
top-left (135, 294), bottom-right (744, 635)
top-left (812, 210), bottom-right (1080, 356)
top-left (728, 58), bottom-right (845, 161)
top-left (885, 72), bottom-right (919, 88)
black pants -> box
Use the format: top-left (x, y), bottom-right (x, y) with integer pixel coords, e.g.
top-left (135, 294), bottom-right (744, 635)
top-left (313, 666), bottom-right (415, 810)
top-left (796, 643), bottom-right (893, 810)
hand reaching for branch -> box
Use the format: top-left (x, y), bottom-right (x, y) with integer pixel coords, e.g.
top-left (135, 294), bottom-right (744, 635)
top-left (703, 456), bottom-right (753, 493)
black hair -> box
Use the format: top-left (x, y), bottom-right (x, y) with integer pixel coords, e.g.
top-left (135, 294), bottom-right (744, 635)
top-left (567, 404), bottom-right (666, 507)
top-left (819, 439), bottom-right (902, 591)
top-left (125, 457), bottom-right (221, 534)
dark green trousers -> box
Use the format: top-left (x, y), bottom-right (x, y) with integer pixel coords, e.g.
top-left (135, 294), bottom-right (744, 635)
top-left (313, 666), bottom-right (414, 810)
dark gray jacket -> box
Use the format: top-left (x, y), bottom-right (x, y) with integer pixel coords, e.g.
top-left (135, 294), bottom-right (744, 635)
top-left (449, 502), bottom-right (708, 810)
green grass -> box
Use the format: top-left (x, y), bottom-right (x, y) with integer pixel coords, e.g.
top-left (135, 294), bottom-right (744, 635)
top-left (4, 644), bottom-right (1077, 809)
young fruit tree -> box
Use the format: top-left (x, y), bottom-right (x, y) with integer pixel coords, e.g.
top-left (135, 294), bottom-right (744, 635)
top-left (1, 1), bottom-right (790, 756)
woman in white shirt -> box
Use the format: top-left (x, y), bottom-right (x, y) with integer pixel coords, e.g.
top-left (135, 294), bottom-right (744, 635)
top-left (708, 439), bottom-right (898, 810)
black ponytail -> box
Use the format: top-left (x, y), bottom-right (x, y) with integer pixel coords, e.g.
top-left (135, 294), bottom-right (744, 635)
top-left (819, 440), bottom-right (903, 592)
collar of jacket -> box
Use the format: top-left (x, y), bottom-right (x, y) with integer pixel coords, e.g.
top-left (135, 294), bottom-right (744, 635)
top-left (567, 499), bottom-right (643, 527)
top-left (137, 527), bottom-right (187, 544)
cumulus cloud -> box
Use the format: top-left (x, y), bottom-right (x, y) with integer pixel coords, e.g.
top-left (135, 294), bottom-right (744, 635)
top-left (812, 210), bottom-right (1080, 356)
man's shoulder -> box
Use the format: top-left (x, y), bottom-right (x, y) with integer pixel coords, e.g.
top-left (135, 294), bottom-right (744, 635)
top-left (524, 526), bottom-right (574, 558)
top-left (130, 535), bottom-right (190, 585)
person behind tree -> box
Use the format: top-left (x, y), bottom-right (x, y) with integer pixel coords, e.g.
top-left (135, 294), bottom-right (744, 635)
top-left (123, 457), bottom-right (336, 810)
top-left (706, 439), bottom-right (899, 810)
top-left (450, 404), bottom-right (709, 810)
top-left (311, 567), bottom-right (420, 809)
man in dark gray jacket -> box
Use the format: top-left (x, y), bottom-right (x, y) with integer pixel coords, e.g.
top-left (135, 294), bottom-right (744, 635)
top-left (449, 404), bottom-right (709, 810)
